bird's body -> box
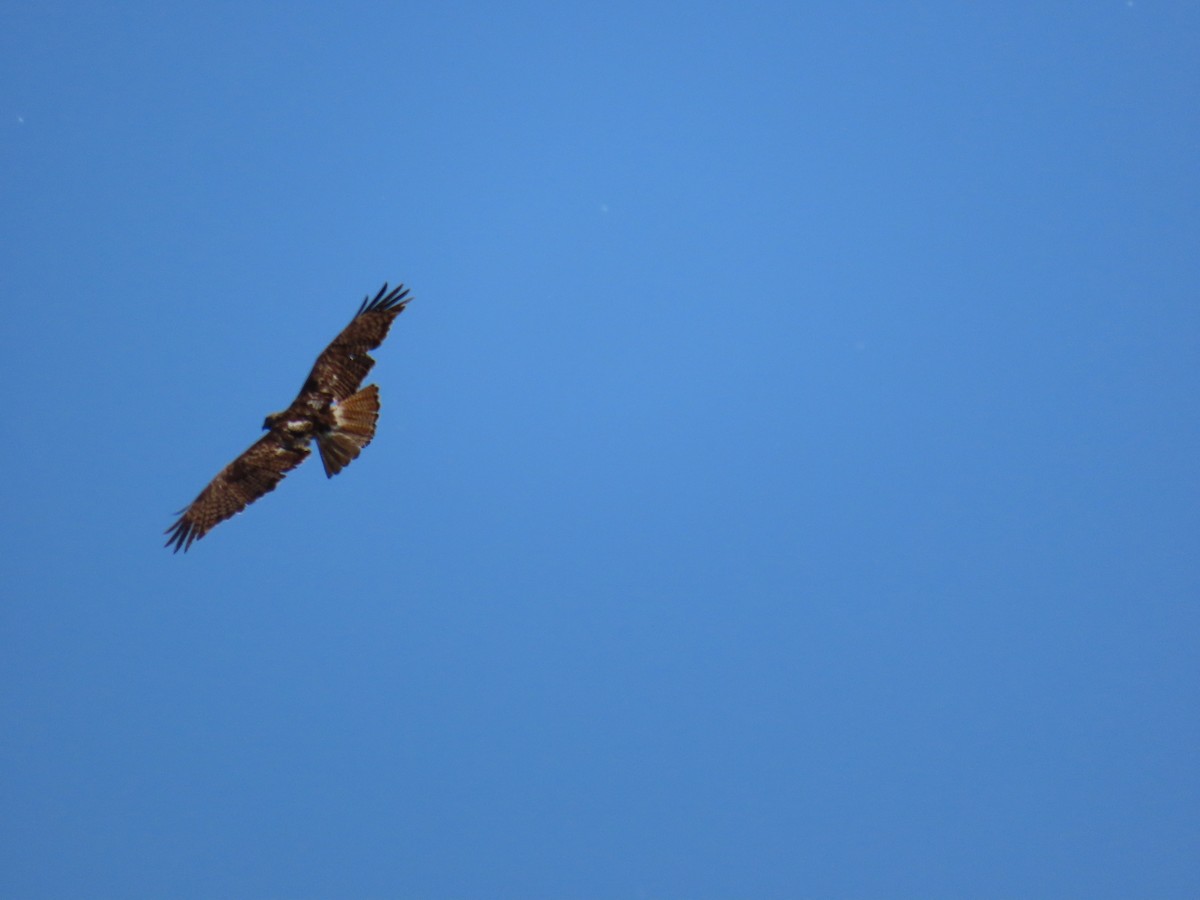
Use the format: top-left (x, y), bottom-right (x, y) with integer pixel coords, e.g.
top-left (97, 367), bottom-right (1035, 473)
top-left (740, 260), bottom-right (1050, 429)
top-left (165, 283), bottom-right (411, 552)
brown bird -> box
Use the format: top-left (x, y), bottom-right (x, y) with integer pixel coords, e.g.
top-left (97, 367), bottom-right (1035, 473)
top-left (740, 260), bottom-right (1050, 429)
top-left (165, 283), bottom-right (412, 552)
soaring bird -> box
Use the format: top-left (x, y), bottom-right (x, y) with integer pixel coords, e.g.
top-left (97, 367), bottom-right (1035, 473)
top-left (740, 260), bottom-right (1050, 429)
top-left (165, 283), bottom-right (412, 552)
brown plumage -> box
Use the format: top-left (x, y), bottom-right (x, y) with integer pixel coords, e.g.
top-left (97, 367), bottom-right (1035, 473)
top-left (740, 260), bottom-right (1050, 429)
top-left (165, 283), bottom-right (411, 552)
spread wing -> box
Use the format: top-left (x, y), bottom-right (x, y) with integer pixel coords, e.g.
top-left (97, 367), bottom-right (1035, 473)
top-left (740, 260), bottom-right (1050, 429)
top-left (303, 283), bottom-right (411, 401)
top-left (165, 431), bottom-right (311, 552)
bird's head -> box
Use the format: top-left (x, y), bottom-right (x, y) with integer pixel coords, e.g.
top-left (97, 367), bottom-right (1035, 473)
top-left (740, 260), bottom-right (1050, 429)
top-left (263, 411), bottom-right (284, 431)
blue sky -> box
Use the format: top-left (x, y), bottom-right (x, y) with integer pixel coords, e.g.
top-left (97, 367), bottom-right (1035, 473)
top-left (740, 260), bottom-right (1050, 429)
top-left (2, 3), bottom-right (1197, 897)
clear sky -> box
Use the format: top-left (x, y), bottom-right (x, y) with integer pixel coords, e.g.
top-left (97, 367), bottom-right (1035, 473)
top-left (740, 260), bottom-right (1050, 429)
top-left (2, 3), bottom-right (1197, 897)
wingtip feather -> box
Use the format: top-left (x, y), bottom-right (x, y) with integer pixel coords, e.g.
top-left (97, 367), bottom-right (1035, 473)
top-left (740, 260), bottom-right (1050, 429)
top-left (357, 282), bottom-right (411, 317)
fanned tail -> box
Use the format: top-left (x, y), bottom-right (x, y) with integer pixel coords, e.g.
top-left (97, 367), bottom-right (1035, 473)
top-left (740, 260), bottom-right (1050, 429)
top-left (317, 384), bottom-right (380, 477)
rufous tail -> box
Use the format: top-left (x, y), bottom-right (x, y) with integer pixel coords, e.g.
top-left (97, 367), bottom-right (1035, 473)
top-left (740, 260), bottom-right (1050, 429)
top-left (317, 384), bottom-right (380, 477)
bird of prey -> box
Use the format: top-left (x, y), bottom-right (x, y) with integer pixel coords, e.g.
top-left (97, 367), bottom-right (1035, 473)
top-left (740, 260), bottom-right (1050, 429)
top-left (165, 283), bottom-right (412, 552)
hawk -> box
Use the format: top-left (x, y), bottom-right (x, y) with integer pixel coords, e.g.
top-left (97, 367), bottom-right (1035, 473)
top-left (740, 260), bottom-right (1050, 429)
top-left (165, 283), bottom-right (412, 552)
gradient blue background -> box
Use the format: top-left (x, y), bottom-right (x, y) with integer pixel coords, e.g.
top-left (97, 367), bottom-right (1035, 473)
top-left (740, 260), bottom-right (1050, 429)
top-left (2, 3), bottom-right (1197, 897)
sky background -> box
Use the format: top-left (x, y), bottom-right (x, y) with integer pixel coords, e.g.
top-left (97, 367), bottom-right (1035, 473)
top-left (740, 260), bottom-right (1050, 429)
top-left (2, 3), bottom-right (1198, 897)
